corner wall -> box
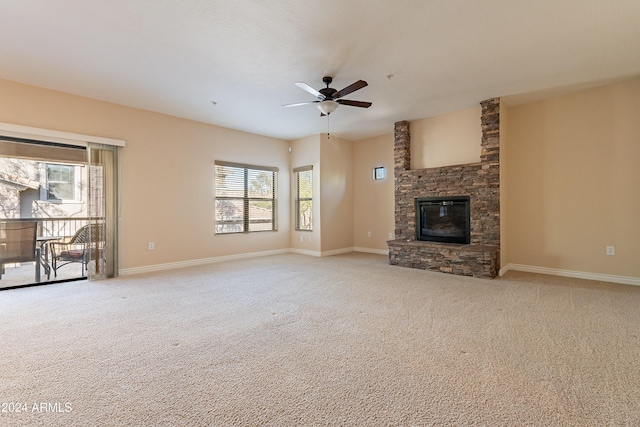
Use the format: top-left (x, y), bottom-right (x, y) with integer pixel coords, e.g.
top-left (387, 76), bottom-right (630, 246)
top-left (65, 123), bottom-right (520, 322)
top-left (505, 78), bottom-right (640, 280)
top-left (353, 133), bottom-right (395, 253)
top-left (320, 134), bottom-right (354, 254)
top-left (289, 133), bottom-right (355, 256)
top-left (289, 135), bottom-right (321, 254)
top-left (499, 102), bottom-right (510, 269)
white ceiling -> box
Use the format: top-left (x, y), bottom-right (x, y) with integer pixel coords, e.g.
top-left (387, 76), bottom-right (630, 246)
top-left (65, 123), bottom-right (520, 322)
top-left (1, 0), bottom-right (639, 141)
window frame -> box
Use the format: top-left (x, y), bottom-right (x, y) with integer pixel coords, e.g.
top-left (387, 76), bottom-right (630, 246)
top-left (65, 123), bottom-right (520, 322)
top-left (45, 163), bottom-right (79, 202)
top-left (294, 165), bottom-right (313, 231)
top-left (214, 161), bottom-right (278, 234)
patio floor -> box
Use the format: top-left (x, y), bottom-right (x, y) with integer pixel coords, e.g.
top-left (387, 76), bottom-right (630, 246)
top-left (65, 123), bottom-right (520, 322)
top-left (0, 261), bottom-right (86, 290)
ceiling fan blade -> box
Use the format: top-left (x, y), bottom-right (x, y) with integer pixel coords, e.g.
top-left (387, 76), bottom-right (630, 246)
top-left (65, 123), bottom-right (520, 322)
top-left (282, 101), bottom-right (319, 107)
top-left (333, 80), bottom-right (368, 99)
top-left (295, 82), bottom-right (325, 100)
top-left (337, 99), bottom-right (372, 108)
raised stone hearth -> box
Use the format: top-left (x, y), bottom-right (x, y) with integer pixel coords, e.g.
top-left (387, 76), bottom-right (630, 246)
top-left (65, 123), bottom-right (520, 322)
top-left (388, 99), bottom-right (501, 278)
top-left (388, 240), bottom-right (499, 278)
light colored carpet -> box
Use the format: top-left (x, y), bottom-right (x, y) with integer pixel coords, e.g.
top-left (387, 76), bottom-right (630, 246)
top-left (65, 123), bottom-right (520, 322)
top-left (1, 252), bottom-right (639, 426)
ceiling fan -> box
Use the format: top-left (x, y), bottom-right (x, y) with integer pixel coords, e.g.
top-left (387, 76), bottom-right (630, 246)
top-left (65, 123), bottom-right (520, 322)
top-left (283, 76), bottom-right (372, 116)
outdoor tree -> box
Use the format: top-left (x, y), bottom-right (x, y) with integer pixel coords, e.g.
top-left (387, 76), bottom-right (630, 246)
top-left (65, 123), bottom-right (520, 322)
top-left (214, 165), bottom-right (244, 233)
top-left (249, 171), bottom-right (274, 212)
top-left (296, 169), bottom-right (312, 230)
top-left (249, 171), bottom-right (273, 197)
top-left (0, 158), bottom-right (39, 218)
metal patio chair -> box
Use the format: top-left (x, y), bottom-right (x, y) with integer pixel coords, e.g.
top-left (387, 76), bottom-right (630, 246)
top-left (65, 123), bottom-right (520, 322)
top-left (50, 223), bottom-right (105, 277)
top-left (0, 221), bottom-right (39, 280)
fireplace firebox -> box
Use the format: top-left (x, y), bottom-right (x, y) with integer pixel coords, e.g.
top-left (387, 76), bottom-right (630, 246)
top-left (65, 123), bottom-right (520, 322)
top-left (416, 196), bottom-right (470, 244)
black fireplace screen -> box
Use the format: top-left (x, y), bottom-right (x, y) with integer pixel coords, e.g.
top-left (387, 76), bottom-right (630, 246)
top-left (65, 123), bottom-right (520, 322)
top-left (416, 196), bottom-right (470, 244)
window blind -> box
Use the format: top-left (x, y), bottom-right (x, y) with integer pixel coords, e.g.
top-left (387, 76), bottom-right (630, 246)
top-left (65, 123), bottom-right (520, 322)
top-left (294, 166), bottom-right (313, 231)
top-left (215, 161), bottom-right (278, 234)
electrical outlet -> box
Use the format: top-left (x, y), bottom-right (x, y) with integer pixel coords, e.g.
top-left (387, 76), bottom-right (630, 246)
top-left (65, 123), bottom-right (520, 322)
top-left (367, 231), bottom-right (372, 238)
top-left (606, 246), bottom-right (615, 256)
top-left (388, 233), bottom-right (394, 239)
top-left (148, 242), bottom-right (155, 250)
top-left (300, 236), bottom-right (304, 242)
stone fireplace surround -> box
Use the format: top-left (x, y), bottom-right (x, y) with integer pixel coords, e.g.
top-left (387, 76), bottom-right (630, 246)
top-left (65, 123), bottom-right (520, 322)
top-left (387, 98), bottom-right (500, 278)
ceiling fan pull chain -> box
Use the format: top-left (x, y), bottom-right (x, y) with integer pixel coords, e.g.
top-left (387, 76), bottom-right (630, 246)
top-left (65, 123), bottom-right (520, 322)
top-left (327, 114), bottom-right (330, 139)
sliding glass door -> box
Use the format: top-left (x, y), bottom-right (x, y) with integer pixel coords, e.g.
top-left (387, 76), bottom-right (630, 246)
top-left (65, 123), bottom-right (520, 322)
top-left (0, 137), bottom-right (119, 288)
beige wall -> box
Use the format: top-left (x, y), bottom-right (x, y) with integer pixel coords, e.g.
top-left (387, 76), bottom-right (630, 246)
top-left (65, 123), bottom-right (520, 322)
top-left (0, 78), bottom-right (291, 271)
top-left (499, 102), bottom-right (509, 268)
top-left (505, 78), bottom-right (640, 278)
top-left (410, 105), bottom-right (481, 169)
top-left (289, 134), bottom-right (321, 253)
top-left (320, 134), bottom-right (354, 253)
top-left (5, 76), bottom-right (637, 280)
top-left (353, 133), bottom-right (395, 251)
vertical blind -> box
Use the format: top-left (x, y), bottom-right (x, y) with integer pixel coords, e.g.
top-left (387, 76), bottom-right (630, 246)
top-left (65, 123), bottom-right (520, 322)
top-left (294, 166), bottom-right (313, 231)
top-left (214, 161), bottom-right (278, 234)
top-left (87, 143), bottom-right (119, 279)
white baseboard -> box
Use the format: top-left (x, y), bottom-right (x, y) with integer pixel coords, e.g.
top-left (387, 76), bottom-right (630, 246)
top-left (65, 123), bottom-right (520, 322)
top-left (118, 246), bottom-right (388, 277)
top-left (290, 247), bottom-right (388, 257)
top-left (321, 247), bottom-right (355, 257)
top-left (119, 249), bottom-right (290, 276)
top-left (354, 247), bottom-right (389, 256)
top-left (289, 248), bottom-right (322, 257)
top-left (500, 263), bottom-right (640, 287)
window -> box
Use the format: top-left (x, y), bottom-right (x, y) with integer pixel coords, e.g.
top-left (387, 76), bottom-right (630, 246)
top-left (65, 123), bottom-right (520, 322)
top-left (46, 163), bottom-right (76, 200)
top-left (214, 161), bottom-right (278, 234)
top-left (294, 166), bottom-right (313, 231)
top-left (373, 166), bottom-right (386, 180)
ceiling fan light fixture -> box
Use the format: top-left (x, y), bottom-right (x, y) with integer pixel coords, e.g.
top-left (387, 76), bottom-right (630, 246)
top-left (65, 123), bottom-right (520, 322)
top-left (317, 100), bottom-right (339, 115)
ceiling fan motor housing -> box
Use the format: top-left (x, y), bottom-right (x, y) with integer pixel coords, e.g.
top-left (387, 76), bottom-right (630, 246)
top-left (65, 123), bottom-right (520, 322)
top-left (319, 87), bottom-right (337, 100)
top-left (318, 76), bottom-right (336, 100)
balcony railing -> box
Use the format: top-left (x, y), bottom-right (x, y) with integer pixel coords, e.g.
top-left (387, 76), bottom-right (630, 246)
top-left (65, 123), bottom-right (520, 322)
top-left (37, 217), bottom-right (105, 239)
top-left (1, 217), bottom-right (105, 239)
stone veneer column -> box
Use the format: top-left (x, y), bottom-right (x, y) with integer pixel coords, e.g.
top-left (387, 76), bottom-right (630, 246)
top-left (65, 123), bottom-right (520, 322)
top-left (393, 121), bottom-right (410, 240)
top-left (481, 98), bottom-right (500, 163)
top-left (394, 121), bottom-right (410, 173)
